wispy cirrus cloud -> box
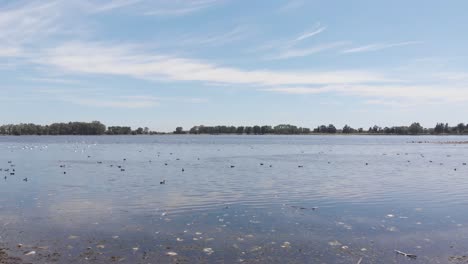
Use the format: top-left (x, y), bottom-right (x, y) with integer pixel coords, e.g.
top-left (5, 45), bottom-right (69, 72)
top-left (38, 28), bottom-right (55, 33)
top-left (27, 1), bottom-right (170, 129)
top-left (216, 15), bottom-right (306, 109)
top-left (262, 84), bottom-right (468, 104)
top-left (177, 26), bottom-right (249, 47)
top-left (0, 1), bottom-right (62, 48)
top-left (86, 0), bottom-right (143, 13)
top-left (69, 97), bottom-right (159, 108)
top-left (256, 23), bottom-right (334, 59)
top-left (278, 0), bottom-right (305, 12)
top-left (35, 41), bottom-right (387, 86)
top-left (76, 0), bottom-right (222, 15)
top-left (342, 41), bottom-right (422, 54)
top-left (37, 88), bottom-right (207, 109)
top-left (63, 95), bottom-right (208, 109)
top-left (143, 0), bottom-right (223, 16)
top-left (0, 0), bottom-right (224, 56)
top-left (270, 41), bottom-right (348, 60)
top-left (294, 26), bottom-right (326, 42)
top-left (22, 77), bottom-right (81, 84)
top-left (0, 47), bottom-right (23, 57)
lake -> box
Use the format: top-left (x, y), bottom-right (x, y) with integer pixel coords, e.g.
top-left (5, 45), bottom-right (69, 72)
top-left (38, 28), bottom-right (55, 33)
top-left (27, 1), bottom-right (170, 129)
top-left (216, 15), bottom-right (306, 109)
top-left (1, 135), bottom-right (468, 263)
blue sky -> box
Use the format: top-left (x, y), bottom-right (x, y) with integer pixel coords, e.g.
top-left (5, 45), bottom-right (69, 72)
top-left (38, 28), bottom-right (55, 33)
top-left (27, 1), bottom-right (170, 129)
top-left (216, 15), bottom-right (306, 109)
top-left (1, 0), bottom-right (468, 131)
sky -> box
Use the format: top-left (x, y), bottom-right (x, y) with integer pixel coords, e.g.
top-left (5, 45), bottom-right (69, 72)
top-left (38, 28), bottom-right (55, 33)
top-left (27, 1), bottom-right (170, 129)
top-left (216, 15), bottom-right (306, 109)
top-left (1, 0), bottom-right (468, 132)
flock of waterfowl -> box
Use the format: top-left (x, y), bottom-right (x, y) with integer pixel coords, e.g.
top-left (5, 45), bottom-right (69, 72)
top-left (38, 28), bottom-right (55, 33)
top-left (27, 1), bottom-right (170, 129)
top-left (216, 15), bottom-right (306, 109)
top-left (2, 149), bottom-right (466, 187)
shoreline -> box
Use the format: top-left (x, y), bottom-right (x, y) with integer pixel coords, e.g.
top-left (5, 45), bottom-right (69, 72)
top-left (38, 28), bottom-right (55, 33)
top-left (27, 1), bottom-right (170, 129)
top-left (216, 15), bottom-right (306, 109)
top-left (1, 133), bottom-right (468, 137)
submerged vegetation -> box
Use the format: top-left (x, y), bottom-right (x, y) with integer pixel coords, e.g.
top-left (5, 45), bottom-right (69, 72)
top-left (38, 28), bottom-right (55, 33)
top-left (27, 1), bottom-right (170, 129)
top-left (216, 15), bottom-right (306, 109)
top-left (0, 122), bottom-right (468, 135)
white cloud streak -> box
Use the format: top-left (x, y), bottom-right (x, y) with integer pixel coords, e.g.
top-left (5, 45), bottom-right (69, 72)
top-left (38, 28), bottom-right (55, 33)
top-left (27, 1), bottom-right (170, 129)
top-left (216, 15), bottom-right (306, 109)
top-left (259, 24), bottom-right (330, 59)
top-left (177, 26), bottom-right (249, 47)
top-left (0, 47), bottom-right (22, 57)
top-left (278, 0), bottom-right (305, 12)
top-left (22, 77), bottom-right (81, 84)
top-left (263, 84), bottom-right (468, 104)
top-left (270, 41), bottom-right (348, 60)
top-left (70, 97), bottom-right (159, 108)
top-left (37, 89), bottom-right (207, 108)
top-left (295, 26), bottom-right (326, 42)
top-left (143, 0), bottom-right (222, 16)
top-left (88, 0), bottom-right (143, 13)
top-left (35, 41), bottom-right (387, 86)
top-left (342, 41), bottom-right (422, 54)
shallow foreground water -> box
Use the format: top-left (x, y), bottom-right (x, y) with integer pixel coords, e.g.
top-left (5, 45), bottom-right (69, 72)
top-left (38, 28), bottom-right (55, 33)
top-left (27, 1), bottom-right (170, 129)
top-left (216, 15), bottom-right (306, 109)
top-left (1, 135), bottom-right (468, 263)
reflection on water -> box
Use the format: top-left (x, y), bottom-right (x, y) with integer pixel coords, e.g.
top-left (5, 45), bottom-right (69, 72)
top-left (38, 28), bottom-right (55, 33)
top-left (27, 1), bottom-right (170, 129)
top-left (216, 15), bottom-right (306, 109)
top-left (1, 135), bottom-right (468, 263)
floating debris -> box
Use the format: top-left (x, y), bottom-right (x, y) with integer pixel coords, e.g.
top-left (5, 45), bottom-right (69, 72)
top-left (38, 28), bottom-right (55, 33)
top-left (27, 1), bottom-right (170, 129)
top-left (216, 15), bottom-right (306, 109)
top-left (96, 244), bottom-right (105, 249)
top-left (250, 246), bottom-right (262, 252)
top-left (281, 242), bottom-right (291, 248)
top-left (24, 251), bottom-right (36, 256)
top-left (395, 250), bottom-right (417, 259)
top-left (449, 256), bottom-right (468, 262)
top-left (166, 251), bottom-right (178, 256)
top-left (329, 240), bottom-right (342, 246)
top-left (110, 256), bottom-right (126, 262)
top-left (203, 248), bottom-right (214, 255)
top-left (291, 205), bottom-right (307, 210)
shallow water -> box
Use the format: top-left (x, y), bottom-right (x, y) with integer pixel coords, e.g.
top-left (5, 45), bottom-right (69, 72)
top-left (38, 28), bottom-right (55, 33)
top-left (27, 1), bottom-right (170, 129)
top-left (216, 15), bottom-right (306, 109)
top-left (1, 135), bottom-right (468, 263)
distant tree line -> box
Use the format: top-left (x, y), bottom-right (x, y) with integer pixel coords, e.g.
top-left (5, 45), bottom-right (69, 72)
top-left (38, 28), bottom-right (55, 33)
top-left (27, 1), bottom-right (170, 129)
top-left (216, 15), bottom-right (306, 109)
top-left (186, 124), bottom-right (310, 135)
top-left (177, 122), bottom-right (468, 135)
top-left (0, 122), bottom-right (161, 136)
top-left (1, 121), bottom-right (467, 136)
top-left (0, 121), bottom-right (107, 135)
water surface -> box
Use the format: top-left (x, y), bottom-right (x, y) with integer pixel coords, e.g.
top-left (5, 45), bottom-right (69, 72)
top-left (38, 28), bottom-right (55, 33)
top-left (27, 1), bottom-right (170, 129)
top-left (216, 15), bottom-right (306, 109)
top-left (1, 135), bottom-right (468, 263)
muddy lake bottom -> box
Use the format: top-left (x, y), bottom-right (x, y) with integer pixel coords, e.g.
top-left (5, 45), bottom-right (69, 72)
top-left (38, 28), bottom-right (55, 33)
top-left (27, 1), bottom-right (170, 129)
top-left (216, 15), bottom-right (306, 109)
top-left (1, 135), bottom-right (468, 263)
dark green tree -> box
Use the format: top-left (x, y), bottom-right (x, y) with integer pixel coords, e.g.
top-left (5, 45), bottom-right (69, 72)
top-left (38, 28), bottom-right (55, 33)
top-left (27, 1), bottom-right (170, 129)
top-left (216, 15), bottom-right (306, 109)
top-left (457, 123), bottom-right (465, 134)
top-left (408, 122), bottom-right (423, 135)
